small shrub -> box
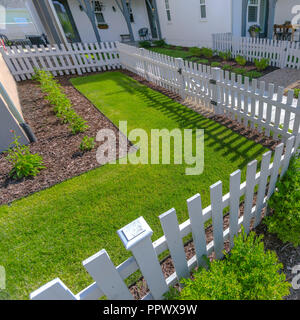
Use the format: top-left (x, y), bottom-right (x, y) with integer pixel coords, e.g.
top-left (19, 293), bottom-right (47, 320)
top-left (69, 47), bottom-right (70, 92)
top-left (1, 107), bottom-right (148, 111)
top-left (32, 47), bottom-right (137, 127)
top-left (254, 58), bottom-right (269, 71)
top-left (139, 40), bottom-right (151, 48)
top-left (152, 39), bottom-right (166, 47)
top-left (69, 116), bottom-right (89, 135)
top-left (294, 88), bottom-right (300, 99)
top-left (6, 132), bottom-right (45, 179)
top-left (175, 46), bottom-right (183, 50)
top-left (265, 156), bottom-right (300, 247)
top-left (198, 59), bottom-right (209, 65)
top-left (201, 47), bottom-right (213, 59)
top-left (222, 64), bottom-right (233, 71)
top-left (166, 229), bottom-right (290, 300)
top-left (235, 55), bottom-right (247, 66)
top-left (232, 67), bottom-right (247, 76)
top-left (189, 46), bottom-right (202, 57)
top-left (219, 51), bottom-right (232, 61)
top-left (80, 136), bottom-right (96, 152)
top-left (211, 62), bottom-right (221, 68)
top-left (245, 70), bottom-right (262, 80)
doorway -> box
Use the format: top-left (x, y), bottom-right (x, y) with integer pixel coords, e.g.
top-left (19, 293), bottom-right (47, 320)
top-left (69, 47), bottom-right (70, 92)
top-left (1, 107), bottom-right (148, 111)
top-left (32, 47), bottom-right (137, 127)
top-left (52, 0), bottom-right (81, 43)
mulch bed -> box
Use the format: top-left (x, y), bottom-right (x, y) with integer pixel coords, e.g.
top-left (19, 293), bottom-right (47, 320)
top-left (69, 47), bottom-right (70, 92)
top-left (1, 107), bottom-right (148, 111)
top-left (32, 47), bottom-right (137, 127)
top-left (0, 72), bottom-right (132, 205)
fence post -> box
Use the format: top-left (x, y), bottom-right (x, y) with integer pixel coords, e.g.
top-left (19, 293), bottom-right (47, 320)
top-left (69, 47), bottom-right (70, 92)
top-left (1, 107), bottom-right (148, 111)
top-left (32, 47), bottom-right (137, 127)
top-left (117, 217), bottom-right (169, 300)
top-left (175, 57), bottom-right (185, 100)
top-left (210, 67), bottom-right (221, 114)
top-left (140, 48), bottom-right (149, 81)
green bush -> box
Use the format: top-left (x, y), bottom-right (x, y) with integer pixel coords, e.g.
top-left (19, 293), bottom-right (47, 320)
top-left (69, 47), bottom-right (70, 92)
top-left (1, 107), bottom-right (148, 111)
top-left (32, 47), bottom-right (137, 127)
top-left (198, 59), bottom-right (209, 65)
top-left (139, 40), bottom-right (151, 48)
top-left (219, 51), bottom-right (232, 61)
top-left (254, 58), bottom-right (269, 71)
top-left (80, 136), bottom-right (96, 152)
top-left (211, 62), bottom-right (221, 68)
top-left (245, 71), bottom-right (262, 80)
top-left (232, 67), bottom-right (247, 76)
top-left (294, 88), bottom-right (300, 99)
top-left (201, 47), bottom-right (213, 59)
top-left (235, 55), bottom-right (247, 66)
top-left (6, 132), bottom-right (45, 179)
top-left (222, 64), bottom-right (233, 71)
top-left (265, 156), bottom-right (300, 247)
top-left (152, 39), bottom-right (166, 47)
top-left (34, 69), bottom-right (89, 135)
top-left (166, 229), bottom-right (290, 300)
top-left (189, 47), bottom-right (202, 57)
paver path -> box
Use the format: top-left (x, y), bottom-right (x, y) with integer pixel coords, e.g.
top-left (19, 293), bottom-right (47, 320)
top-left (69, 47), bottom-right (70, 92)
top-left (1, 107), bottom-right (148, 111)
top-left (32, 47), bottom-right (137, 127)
top-left (259, 68), bottom-right (300, 91)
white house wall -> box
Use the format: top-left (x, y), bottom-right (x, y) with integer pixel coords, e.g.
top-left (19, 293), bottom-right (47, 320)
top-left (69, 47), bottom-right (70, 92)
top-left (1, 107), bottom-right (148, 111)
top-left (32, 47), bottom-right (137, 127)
top-left (67, 0), bottom-right (151, 42)
top-left (156, 0), bottom-right (232, 47)
top-left (275, 0), bottom-right (300, 25)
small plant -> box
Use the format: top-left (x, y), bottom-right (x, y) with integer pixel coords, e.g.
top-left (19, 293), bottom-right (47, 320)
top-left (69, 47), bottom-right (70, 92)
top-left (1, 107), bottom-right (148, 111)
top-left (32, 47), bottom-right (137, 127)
top-left (189, 46), bottom-right (202, 57)
top-left (222, 64), bottom-right (233, 71)
top-left (198, 59), bottom-right (209, 65)
top-left (152, 39), bottom-right (166, 47)
top-left (165, 229), bottom-right (290, 300)
top-left (211, 62), bottom-right (221, 68)
top-left (219, 51), bottom-right (232, 61)
top-left (254, 58), bottom-right (269, 71)
top-left (265, 156), bottom-right (300, 247)
top-left (235, 55), bottom-right (247, 66)
top-left (245, 70), bottom-right (262, 80)
top-left (175, 46), bottom-right (183, 50)
top-left (80, 136), bottom-right (96, 152)
top-left (138, 40), bottom-right (151, 49)
top-left (6, 131), bottom-right (45, 179)
top-left (69, 116), bottom-right (89, 135)
top-left (248, 24), bottom-right (262, 36)
top-left (294, 88), bottom-right (300, 99)
top-left (201, 47), bottom-right (213, 59)
top-left (232, 67), bottom-right (247, 76)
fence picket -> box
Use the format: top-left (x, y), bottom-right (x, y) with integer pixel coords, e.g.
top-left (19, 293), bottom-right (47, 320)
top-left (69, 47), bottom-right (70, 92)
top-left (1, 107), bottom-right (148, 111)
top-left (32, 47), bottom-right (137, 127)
top-left (187, 194), bottom-right (207, 266)
top-left (229, 170), bottom-right (241, 248)
top-left (159, 209), bottom-right (189, 280)
top-left (83, 249), bottom-right (133, 300)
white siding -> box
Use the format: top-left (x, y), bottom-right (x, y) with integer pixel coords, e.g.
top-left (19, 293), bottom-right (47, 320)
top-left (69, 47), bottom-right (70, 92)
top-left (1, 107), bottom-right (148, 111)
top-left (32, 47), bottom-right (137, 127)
top-left (275, 0), bottom-right (300, 25)
top-left (156, 0), bottom-right (232, 47)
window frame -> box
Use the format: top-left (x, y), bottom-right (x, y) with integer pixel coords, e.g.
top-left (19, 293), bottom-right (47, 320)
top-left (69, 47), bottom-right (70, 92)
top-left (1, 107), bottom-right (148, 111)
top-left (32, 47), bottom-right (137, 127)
top-left (247, 0), bottom-right (260, 24)
top-left (200, 0), bottom-right (207, 20)
top-left (94, 0), bottom-right (105, 24)
top-left (165, 0), bottom-right (172, 22)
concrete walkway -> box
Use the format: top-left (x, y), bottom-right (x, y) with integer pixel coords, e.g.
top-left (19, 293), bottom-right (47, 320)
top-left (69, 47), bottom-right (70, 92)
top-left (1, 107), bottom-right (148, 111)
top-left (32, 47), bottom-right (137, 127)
top-left (259, 68), bottom-right (300, 91)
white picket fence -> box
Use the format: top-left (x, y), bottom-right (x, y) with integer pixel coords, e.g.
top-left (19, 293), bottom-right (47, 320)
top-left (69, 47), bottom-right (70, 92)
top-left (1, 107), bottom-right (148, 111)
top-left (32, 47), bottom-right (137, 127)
top-left (118, 43), bottom-right (300, 141)
top-left (0, 42), bottom-right (120, 81)
top-left (212, 33), bottom-right (300, 69)
top-left (30, 133), bottom-right (300, 300)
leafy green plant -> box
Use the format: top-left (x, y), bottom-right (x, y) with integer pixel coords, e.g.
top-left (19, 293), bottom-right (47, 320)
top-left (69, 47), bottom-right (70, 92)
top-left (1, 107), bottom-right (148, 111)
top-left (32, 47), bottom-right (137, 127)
top-left (201, 47), bottom-right (213, 59)
top-left (153, 39), bottom-right (166, 47)
top-left (198, 59), bottom-right (209, 65)
top-left (6, 131), bottom-right (45, 179)
top-left (235, 55), bottom-right (247, 66)
top-left (139, 40), bottom-right (151, 48)
top-left (265, 156), bottom-right (300, 247)
top-left (222, 64), bottom-right (233, 71)
top-left (211, 62), bottom-right (221, 68)
top-left (80, 136), bottom-right (96, 152)
top-left (165, 229), bottom-right (290, 300)
top-left (232, 67), bottom-right (247, 76)
top-left (34, 69), bottom-right (89, 135)
top-left (254, 58), bottom-right (269, 71)
top-left (294, 88), bottom-right (300, 99)
top-left (219, 51), bottom-right (232, 61)
top-left (189, 47), bottom-right (202, 57)
top-left (245, 70), bottom-right (262, 80)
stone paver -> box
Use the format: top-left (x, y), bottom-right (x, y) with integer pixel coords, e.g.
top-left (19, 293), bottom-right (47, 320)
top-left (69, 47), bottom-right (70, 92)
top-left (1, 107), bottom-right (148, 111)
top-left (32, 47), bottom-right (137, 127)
top-left (259, 68), bottom-right (300, 91)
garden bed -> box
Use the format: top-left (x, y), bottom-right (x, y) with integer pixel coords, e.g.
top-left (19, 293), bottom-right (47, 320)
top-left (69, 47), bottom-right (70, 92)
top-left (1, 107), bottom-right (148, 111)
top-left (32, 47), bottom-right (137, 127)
top-left (0, 74), bottom-right (131, 205)
top-left (149, 45), bottom-right (279, 79)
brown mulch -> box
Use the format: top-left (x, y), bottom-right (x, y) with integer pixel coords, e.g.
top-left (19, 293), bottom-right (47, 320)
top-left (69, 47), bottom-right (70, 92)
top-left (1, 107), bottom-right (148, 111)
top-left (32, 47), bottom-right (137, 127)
top-left (0, 73), bottom-right (132, 205)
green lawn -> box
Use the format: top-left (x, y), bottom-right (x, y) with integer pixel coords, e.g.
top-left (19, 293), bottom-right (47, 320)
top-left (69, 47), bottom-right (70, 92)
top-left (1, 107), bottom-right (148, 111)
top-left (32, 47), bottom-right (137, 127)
top-left (0, 71), bottom-right (267, 299)
top-left (149, 47), bottom-right (192, 59)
